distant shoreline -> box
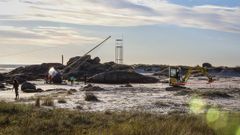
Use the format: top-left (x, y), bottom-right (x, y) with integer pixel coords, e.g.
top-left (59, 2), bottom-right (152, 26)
top-left (0, 64), bottom-right (27, 73)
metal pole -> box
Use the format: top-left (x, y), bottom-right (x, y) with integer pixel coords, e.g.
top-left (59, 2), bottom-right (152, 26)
top-left (62, 55), bottom-right (64, 65)
top-left (65, 36), bottom-right (111, 69)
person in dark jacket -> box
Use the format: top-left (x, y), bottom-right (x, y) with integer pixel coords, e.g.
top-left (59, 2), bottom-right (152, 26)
top-left (13, 80), bottom-right (19, 100)
top-left (84, 74), bottom-right (87, 85)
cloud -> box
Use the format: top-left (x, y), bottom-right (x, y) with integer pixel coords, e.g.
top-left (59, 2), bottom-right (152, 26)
top-left (0, 26), bottom-right (101, 47)
top-left (0, 0), bottom-right (239, 33)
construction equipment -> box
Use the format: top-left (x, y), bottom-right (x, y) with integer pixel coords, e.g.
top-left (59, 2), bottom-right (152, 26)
top-left (65, 36), bottom-right (111, 69)
top-left (169, 66), bottom-right (213, 87)
top-left (48, 36), bottom-right (111, 83)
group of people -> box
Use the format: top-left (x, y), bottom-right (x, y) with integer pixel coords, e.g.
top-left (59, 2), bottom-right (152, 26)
top-left (69, 75), bottom-right (88, 86)
top-left (12, 74), bottom-right (88, 100)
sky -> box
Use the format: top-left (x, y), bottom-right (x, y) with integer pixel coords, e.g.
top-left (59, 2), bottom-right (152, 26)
top-left (0, 0), bottom-right (240, 66)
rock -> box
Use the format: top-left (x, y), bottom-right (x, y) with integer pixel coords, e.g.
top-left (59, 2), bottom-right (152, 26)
top-left (133, 64), bottom-right (168, 73)
top-left (36, 88), bottom-right (44, 92)
top-left (0, 83), bottom-right (5, 89)
top-left (92, 57), bottom-right (101, 64)
top-left (7, 63), bottom-right (65, 81)
top-left (68, 89), bottom-right (77, 94)
top-left (21, 82), bottom-right (37, 93)
top-left (208, 67), bottom-right (240, 77)
top-left (84, 84), bottom-right (93, 88)
top-left (75, 105), bottom-right (83, 110)
top-left (110, 64), bottom-right (133, 71)
top-left (85, 92), bottom-right (99, 102)
top-left (121, 83), bottom-right (133, 88)
top-left (66, 55), bottom-right (91, 66)
top-left (125, 83), bottom-right (133, 87)
top-left (202, 63), bottom-right (212, 68)
top-left (88, 70), bottom-right (159, 84)
top-left (13, 75), bottom-right (27, 84)
top-left (82, 85), bottom-right (105, 91)
top-left (63, 55), bottom-right (133, 80)
top-left (0, 74), bottom-right (5, 82)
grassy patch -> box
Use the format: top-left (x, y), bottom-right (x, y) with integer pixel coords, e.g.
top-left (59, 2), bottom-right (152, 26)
top-left (42, 98), bottom-right (54, 106)
top-left (35, 98), bottom-right (41, 107)
top-left (0, 102), bottom-right (239, 135)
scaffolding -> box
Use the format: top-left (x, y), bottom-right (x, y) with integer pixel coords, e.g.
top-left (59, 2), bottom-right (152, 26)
top-left (115, 39), bottom-right (123, 64)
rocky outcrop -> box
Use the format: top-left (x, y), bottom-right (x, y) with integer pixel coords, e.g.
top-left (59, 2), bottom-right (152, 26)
top-left (7, 63), bottom-right (65, 82)
top-left (208, 67), bottom-right (240, 77)
top-left (0, 74), bottom-right (5, 82)
top-left (133, 64), bottom-right (169, 73)
top-left (82, 84), bottom-right (105, 91)
top-left (0, 83), bottom-right (5, 89)
top-left (202, 63), bottom-right (212, 68)
top-left (88, 70), bottom-right (159, 84)
top-left (63, 55), bottom-right (133, 79)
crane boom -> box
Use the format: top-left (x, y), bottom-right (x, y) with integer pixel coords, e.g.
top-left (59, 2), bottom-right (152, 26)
top-left (65, 36), bottom-right (111, 69)
top-left (182, 66), bottom-right (213, 83)
top-left (84, 36), bottom-right (111, 56)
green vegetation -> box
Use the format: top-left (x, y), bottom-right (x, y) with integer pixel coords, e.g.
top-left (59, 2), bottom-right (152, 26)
top-left (0, 102), bottom-right (239, 135)
top-left (42, 98), bottom-right (54, 106)
top-left (35, 98), bottom-right (41, 107)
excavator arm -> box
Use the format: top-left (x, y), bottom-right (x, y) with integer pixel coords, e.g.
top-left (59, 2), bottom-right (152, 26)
top-left (182, 66), bottom-right (213, 83)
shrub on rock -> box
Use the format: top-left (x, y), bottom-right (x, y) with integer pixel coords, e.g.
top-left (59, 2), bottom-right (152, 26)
top-left (202, 63), bottom-right (212, 68)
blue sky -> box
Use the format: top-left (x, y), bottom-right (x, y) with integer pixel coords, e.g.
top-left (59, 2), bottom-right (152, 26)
top-left (0, 0), bottom-right (240, 66)
top-left (169, 0), bottom-right (240, 7)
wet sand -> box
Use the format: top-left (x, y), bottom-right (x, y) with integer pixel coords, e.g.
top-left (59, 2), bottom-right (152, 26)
top-left (0, 77), bottom-right (240, 114)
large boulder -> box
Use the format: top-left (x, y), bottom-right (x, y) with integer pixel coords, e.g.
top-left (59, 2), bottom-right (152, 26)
top-left (92, 57), bottom-right (101, 64)
top-left (7, 63), bottom-right (65, 81)
top-left (13, 75), bottom-right (27, 84)
top-left (82, 84), bottom-right (105, 91)
top-left (21, 82), bottom-right (37, 93)
top-left (88, 70), bottom-right (159, 84)
top-left (0, 74), bottom-right (5, 82)
top-left (63, 55), bottom-right (133, 80)
top-left (66, 55), bottom-right (91, 66)
top-left (0, 83), bottom-right (5, 89)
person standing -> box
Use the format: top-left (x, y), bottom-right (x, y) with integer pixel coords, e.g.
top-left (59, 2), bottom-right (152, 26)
top-left (84, 74), bottom-right (87, 85)
top-left (13, 80), bottom-right (19, 100)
